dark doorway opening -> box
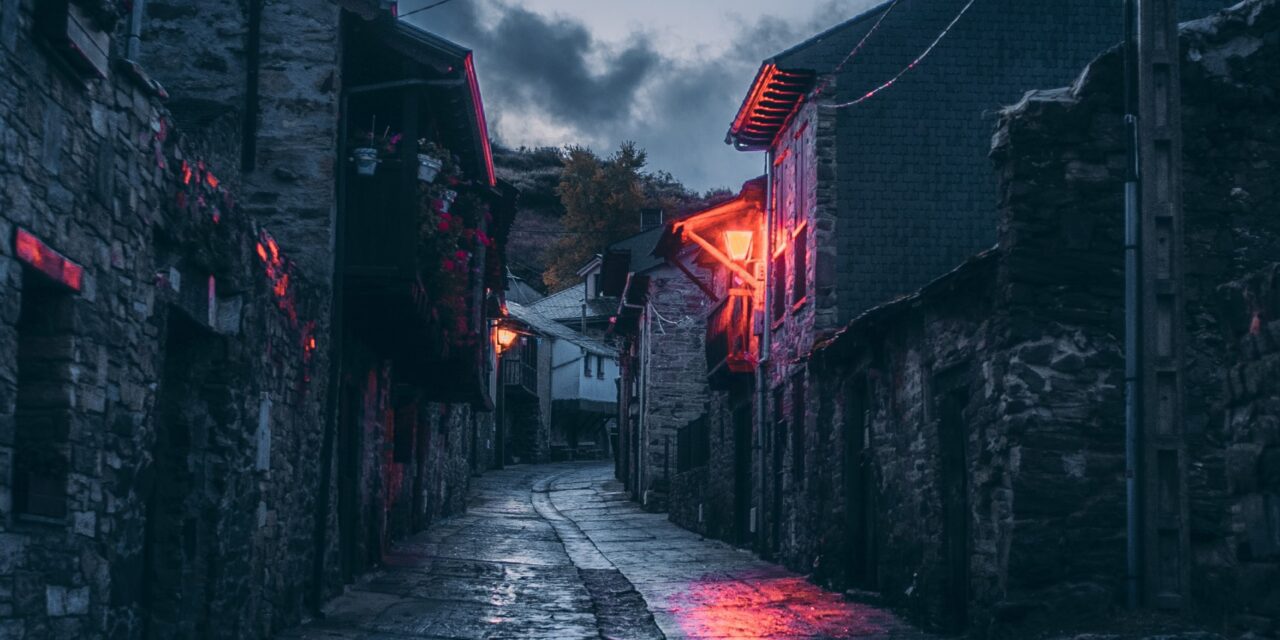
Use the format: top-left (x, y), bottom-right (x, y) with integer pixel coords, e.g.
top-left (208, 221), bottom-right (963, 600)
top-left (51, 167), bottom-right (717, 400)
top-left (732, 403), bottom-right (753, 546)
top-left (142, 312), bottom-right (224, 639)
top-left (336, 381), bottom-right (362, 584)
top-left (937, 384), bottom-right (970, 633)
top-left (844, 375), bottom-right (877, 590)
top-left (769, 385), bottom-right (785, 557)
top-left (13, 268), bottom-right (74, 521)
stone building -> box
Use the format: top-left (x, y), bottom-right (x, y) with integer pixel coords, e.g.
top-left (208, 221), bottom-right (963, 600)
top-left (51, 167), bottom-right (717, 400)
top-left (606, 209), bottom-right (734, 510)
top-left (0, 1), bottom-right (511, 638)
top-left (652, 0), bottom-right (1279, 636)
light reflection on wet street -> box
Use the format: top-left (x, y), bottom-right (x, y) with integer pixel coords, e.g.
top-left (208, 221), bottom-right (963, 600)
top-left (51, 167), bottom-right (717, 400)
top-left (276, 462), bottom-right (932, 639)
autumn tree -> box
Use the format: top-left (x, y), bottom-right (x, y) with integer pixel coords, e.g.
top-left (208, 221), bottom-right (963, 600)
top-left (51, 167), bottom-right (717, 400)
top-left (542, 142), bottom-right (647, 291)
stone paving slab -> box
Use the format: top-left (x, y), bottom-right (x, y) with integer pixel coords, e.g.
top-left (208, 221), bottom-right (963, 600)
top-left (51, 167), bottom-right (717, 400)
top-left (276, 462), bottom-right (935, 640)
top-left (548, 463), bottom-right (938, 640)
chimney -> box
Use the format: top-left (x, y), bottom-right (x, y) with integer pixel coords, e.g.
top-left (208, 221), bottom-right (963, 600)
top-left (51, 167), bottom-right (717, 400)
top-left (640, 208), bottom-right (664, 232)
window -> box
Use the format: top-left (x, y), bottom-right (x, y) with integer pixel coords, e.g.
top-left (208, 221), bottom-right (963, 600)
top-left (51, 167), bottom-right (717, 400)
top-left (676, 416), bottom-right (710, 473)
top-left (792, 372), bottom-right (806, 482)
top-left (13, 269), bottom-right (75, 520)
top-left (583, 353), bottom-right (593, 377)
top-left (771, 250), bottom-right (787, 323)
top-left (597, 357), bottom-right (605, 379)
top-left (793, 223), bottom-right (808, 306)
top-left (393, 403), bottom-right (415, 464)
top-left (36, 0), bottom-right (111, 78)
top-left (592, 273), bottom-right (603, 298)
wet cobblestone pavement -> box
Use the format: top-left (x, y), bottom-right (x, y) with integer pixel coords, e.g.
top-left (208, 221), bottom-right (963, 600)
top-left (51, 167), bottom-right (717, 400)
top-left (276, 462), bottom-right (934, 639)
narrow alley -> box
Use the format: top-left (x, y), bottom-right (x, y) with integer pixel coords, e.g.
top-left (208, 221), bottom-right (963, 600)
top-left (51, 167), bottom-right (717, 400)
top-left (277, 462), bottom-right (931, 640)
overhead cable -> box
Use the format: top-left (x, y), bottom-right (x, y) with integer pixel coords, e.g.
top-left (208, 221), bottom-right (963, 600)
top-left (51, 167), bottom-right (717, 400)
top-left (813, 0), bottom-right (903, 98)
top-left (824, 0), bottom-right (979, 109)
top-left (398, 0), bottom-right (459, 20)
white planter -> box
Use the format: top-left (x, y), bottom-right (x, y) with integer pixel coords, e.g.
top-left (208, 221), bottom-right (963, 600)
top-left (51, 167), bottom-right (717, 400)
top-left (440, 189), bottom-right (457, 212)
top-left (417, 154), bottom-right (443, 182)
top-left (353, 147), bottom-right (378, 176)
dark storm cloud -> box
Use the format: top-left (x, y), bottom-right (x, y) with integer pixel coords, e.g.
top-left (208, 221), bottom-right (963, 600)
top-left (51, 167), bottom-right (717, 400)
top-left (413, 0), bottom-right (880, 190)
top-left (419, 1), bottom-right (660, 126)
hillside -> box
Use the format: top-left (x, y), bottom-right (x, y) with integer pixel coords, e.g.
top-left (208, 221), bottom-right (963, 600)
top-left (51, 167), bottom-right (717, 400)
top-left (494, 144), bottom-right (734, 292)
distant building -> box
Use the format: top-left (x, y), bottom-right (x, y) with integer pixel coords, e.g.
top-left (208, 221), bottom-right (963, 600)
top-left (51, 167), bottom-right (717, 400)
top-left (500, 302), bottom-right (618, 463)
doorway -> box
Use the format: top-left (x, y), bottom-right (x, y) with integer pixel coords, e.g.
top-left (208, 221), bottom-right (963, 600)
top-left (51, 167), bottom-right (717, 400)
top-left (732, 403), bottom-right (753, 546)
top-left (142, 313), bottom-right (221, 639)
top-left (937, 384), bottom-right (970, 633)
top-left (844, 375), bottom-right (877, 590)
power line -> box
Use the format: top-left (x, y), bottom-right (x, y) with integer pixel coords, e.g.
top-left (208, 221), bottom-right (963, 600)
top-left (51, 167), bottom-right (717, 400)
top-left (813, 0), bottom-right (903, 98)
top-left (824, 0), bottom-right (979, 110)
top-left (398, 0), bottom-right (459, 20)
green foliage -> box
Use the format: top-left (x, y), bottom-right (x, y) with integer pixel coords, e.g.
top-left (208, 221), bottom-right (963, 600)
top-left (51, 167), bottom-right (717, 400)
top-left (543, 142), bottom-right (649, 291)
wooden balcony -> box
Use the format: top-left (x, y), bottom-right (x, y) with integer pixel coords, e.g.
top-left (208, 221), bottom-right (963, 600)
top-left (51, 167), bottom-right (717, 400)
top-left (706, 291), bottom-right (756, 390)
top-left (501, 338), bottom-right (538, 397)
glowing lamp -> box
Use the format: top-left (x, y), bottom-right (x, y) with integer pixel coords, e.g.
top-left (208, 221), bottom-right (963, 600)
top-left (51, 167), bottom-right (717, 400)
top-left (723, 230), bottom-right (754, 262)
top-left (496, 327), bottom-right (518, 352)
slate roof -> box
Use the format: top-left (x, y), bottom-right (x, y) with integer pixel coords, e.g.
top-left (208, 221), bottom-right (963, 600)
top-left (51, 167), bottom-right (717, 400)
top-left (730, 0), bottom-right (1234, 322)
top-left (527, 284), bottom-right (614, 323)
top-left (507, 302), bottom-right (615, 358)
top-left (505, 273), bottom-right (544, 305)
top-left (608, 226), bottom-right (666, 274)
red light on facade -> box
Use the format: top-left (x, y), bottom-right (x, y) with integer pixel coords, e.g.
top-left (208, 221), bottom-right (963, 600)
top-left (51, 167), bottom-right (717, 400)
top-left (14, 228), bottom-right (83, 292)
top-left (723, 231), bottom-right (754, 262)
top-left (273, 273), bottom-right (289, 298)
top-left (256, 243), bottom-right (268, 262)
top-left (308, 336), bottom-right (317, 350)
top-left (181, 161), bottom-right (193, 185)
top-left (463, 53), bottom-right (497, 187)
top-left (267, 237), bottom-right (280, 262)
top-left (205, 172), bottom-right (219, 189)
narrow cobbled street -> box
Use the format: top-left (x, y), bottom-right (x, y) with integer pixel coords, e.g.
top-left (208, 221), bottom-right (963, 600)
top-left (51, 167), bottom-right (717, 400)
top-left (276, 462), bottom-right (931, 640)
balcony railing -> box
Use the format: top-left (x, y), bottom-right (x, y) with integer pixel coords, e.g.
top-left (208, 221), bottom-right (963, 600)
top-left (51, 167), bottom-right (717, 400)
top-left (501, 338), bottom-right (538, 396)
top-left (706, 290), bottom-right (756, 390)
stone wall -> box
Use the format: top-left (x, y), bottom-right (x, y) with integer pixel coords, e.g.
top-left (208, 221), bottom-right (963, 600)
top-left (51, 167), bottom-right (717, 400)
top-left (0, 1), bottom-right (336, 637)
top-left (0, 1), bottom-right (502, 638)
top-left (671, 2), bottom-right (1280, 637)
top-left (639, 263), bottom-right (712, 507)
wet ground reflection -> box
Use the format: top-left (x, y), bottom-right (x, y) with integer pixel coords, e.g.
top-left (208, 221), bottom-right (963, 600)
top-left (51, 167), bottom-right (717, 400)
top-left (668, 573), bottom-right (897, 638)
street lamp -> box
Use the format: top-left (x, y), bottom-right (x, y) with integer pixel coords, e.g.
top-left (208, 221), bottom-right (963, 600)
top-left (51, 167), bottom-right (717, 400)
top-left (723, 230), bottom-right (754, 262)
top-left (496, 327), bottom-right (518, 353)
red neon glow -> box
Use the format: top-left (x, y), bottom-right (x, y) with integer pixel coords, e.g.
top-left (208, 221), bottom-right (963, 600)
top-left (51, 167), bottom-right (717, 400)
top-left (730, 64), bottom-right (780, 138)
top-left (463, 53), bottom-right (497, 187)
top-left (723, 230), bottom-right (754, 262)
top-left (256, 242), bottom-right (268, 262)
top-left (14, 228), bottom-right (83, 292)
top-left (205, 171), bottom-right (219, 189)
top-left (181, 160), bottom-right (193, 185)
top-left (667, 575), bottom-right (896, 638)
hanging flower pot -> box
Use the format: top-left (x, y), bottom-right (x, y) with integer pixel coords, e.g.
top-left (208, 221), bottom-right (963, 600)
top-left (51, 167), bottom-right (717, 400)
top-left (417, 154), bottom-right (443, 182)
top-left (352, 147), bottom-right (378, 176)
top-left (439, 189), bottom-right (458, 213)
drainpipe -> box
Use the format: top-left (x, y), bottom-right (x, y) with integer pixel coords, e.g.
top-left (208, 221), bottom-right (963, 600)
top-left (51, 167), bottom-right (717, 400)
top-left (126, 0), bottom-right (145, 60)
top-left (1122, 0), bottom-right (1141, 611)
top-left (756, 151), bottom-right (774, 552)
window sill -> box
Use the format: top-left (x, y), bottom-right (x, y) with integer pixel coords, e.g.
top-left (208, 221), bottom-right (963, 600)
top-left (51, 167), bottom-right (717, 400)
top-left (14, 512), bottom-right (67, 529)
top-left (771, 317), bottom-right (786, 331)
top-left (118, 58), bottom-right (170, 100)
top-left (791, 296), bottom-right (809, 314)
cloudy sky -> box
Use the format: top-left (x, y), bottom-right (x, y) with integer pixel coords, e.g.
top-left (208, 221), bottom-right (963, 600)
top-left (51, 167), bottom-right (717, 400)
top-left (402, 0), bottom-right (881, 192)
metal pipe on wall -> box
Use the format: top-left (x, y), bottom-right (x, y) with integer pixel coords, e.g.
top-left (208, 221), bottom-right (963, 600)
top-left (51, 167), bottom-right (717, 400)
top-left (126, 0), bottom-right (145, 60)
top-left (1122, 0), bottom-right (1142, 611)
top-left (756, 150), bottom-right (773, 551)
